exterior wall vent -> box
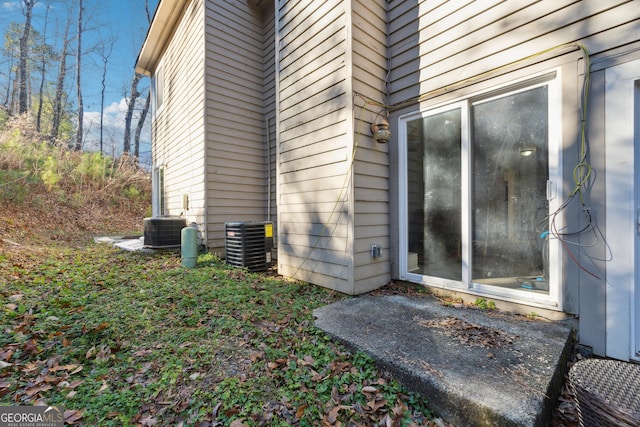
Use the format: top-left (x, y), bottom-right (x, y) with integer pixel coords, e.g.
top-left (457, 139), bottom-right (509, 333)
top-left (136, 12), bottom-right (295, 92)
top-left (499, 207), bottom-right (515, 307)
top-left (143, 217), bottom-right (187, 249)
top-left (225, 222), bottom-right (273, 272)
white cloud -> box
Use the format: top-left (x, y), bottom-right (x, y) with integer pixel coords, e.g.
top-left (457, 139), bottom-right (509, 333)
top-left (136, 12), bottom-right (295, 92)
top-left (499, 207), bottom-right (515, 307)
top-left (82, 97), bottom-right (152, 166)
top-left (1, 2), bottom-right (20, 11)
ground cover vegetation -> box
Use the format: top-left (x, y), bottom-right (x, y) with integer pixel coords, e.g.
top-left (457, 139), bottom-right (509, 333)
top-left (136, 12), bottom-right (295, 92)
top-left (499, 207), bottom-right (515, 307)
top-left (0, 118), bottom-right (439, 426)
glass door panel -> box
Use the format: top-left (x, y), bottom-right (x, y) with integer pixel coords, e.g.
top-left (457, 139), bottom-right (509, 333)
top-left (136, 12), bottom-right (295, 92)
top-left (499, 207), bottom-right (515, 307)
top-left (471, 86), bottom-right (549, 293)
top-left (406, 109), bottom-right (462, 281)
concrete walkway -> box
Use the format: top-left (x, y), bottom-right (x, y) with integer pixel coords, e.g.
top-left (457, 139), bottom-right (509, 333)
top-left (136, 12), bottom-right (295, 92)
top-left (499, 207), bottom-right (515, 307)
top-left (314, 294), bottom-right (573, 427)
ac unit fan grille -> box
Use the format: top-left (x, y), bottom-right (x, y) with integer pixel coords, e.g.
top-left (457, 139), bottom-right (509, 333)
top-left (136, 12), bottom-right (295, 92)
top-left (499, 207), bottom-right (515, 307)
top-left (143, 217), bottom-right (186, 249)
top-left (225, 222), bottom-right (273, 272)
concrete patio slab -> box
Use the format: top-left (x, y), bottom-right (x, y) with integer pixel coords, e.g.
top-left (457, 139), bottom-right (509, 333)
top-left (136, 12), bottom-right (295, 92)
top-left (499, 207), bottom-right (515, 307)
top-left (314, 294), bottom-right (573, 427)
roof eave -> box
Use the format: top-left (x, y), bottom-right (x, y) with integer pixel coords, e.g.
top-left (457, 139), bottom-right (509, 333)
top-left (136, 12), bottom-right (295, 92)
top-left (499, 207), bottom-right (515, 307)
top-left (135, 0), bottom-right (187, 76)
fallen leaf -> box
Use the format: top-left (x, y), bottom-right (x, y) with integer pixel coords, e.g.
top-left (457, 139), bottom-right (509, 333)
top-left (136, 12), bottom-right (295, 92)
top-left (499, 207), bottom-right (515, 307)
top-left (66, 390), bottom-right (76, 398)
top-left (267, 361), bottom-right (280, 370)
top-left (224, 408), bottom-right (240, 417)
top-left (0, 381), bottom-right (11, 389)
top-left (229, 420), bottom-right (249, 427)
top-left (66, 380), bottom-right (83, 389)
top-left (367, 398), bottom-right (387, 412)
top-left (85, 346), bottom-right (96, 359)
top-left (296, 404), bottom-right (307, 418)
top-left (22, 339), bottom-right (39, 355)
top-left (391, 404), bottom-right (405, 417)
top-left (98, 380), bottom-right (109, 392)
top-left (50, 364), bottom-right (80, 372)
top-left (0, 361), bottom-right (11, 369)
top-left (95, 345), bottom-right (111, 362)
top-left (362, 386), bottom-right (377, 393)
top-left (5, 303), bottom-right (17, 311)
top-left (91, 322), bottom-right (110, 333)
top-left (64, 409), bottom-right (85, 424)
top-left (140, 415), bottom-right (157, 426)
top-left (211, 402), bottom-right (222, 417)
top-left (25, 384), bottom-right (52, 396)
top-left (326, 405), bottom-right (351, 424)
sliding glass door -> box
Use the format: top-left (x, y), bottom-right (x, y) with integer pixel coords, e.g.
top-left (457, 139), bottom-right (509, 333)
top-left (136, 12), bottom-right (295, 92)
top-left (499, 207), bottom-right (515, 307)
top-left (400, 76), bottom-right (559, 304)
top-left (471, 86), bottom-right (550, 293)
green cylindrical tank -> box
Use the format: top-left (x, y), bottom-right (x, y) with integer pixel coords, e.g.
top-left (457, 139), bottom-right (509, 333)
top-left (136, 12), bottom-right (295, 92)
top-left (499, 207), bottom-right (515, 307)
top-left (181, 226), bottom-right (198, 268)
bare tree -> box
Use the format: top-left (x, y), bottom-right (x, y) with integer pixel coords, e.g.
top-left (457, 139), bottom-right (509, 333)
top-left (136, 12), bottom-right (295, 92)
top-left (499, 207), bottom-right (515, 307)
top-left (131, 0), bottom-right (153, 159)
top-left (2, 24), bottom-right (20, 111)
top-left (134, 90), bottom-right (149, 157)
top-left (123, 72), bottom-right (141, 154)
top-left (36, 3), bottom-right (51, 132)
top-left (98, 38), bottom-right (114, 154)
top-left (74, 0), bottom-right (83, 150)
top-left (18, 0), bottom-right (37, 115)
top-left (50, 13), bottom-right (71, 143)
top-left (3, 54), bottom-right (15, 110)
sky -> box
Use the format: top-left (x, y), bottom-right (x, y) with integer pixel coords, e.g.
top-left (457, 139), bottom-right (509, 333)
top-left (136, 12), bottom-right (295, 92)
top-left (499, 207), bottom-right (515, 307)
top-left (0, 0), bottom-right (160, 165)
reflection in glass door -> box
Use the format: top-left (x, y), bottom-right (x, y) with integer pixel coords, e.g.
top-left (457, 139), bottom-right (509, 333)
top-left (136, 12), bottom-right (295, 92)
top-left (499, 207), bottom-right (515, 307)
top-left (406, 108), bottom-right (462, 281)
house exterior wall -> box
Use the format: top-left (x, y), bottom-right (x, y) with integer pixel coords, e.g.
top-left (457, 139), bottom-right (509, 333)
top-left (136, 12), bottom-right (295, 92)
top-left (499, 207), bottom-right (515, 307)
top-left (275, 0), bottom-right (355, 293)
top-left (204, 0), bottom-right (273, 253)
top-left (263, 5), bottom-right (278, 248)
top-left (151, 0), bottom-right (206, 230)
top-left (386, 0), bottom-right (640, 357)
top-left (351, 0), bottom-right (390, 292)
top-left (139, 0), bottom-right (640, 358)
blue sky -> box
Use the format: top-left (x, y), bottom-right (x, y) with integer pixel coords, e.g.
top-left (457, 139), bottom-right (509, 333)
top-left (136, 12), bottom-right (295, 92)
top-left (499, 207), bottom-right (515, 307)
top-left (0, 0), bottom-right (160, 162)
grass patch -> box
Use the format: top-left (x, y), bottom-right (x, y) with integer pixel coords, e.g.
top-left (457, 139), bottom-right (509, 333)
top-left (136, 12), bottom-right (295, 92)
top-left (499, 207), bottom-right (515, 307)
top-left (0, 245), bottom-right (433, 426)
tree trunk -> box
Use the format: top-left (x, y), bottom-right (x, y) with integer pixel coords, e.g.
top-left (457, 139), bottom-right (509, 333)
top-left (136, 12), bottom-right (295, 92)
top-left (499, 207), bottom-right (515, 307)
top-left (134, 91), bottom-right (150, 158)
top-left (50, 15), bottom-right (70, 143)
top-left (123, 73), bottom-right (141, 155)
top-left (36, 4), bottom-right (50, 132)
top-left (74, 0), bottom-right (83, 151)
top-left (18, 0), bottom-right (36, 115)
top-left (129, 0), bottom-right (153, 160)
top-left (3, 53), bottom-right (15, 111)
top-left (99, 54), bottom-right (107, 154)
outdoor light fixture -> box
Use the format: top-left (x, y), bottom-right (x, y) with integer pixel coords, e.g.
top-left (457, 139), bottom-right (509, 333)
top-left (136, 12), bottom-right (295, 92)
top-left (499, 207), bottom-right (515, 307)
top-left (371, 117), bottom-right (391, 144)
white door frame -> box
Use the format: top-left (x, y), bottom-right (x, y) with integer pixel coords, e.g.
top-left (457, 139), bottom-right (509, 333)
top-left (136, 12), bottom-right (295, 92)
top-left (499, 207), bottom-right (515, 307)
top-left (605, 59), bottom-right (640, 361)
top-left (397, 71), bottom-right (562, 309)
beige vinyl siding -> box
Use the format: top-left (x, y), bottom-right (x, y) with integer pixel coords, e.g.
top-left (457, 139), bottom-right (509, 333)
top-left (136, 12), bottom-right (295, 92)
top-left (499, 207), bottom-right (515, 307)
top-left (351, 0), bottom-right (390, 292)
top-left (387, 0), bottom-right (640, 106)
top-left (204, 0), bottom-right (271, 253)
top-left (263, 6), bottom-right (277, 249)
top-left (152, 0), bottom-right (206, 227)
top-left (276, 0), bottom-right (354, 293)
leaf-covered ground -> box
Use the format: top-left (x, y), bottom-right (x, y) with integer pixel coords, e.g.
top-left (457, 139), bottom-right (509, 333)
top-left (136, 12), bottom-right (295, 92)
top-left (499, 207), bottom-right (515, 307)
top-left (0, 241), bottom-right (443, 426)
top-left (0, 120), bottom-right (577, 426)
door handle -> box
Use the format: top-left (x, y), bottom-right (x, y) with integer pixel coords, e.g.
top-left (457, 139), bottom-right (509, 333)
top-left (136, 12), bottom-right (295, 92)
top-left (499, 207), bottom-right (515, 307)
top-left (547, 180), bottom-right (556, 201)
